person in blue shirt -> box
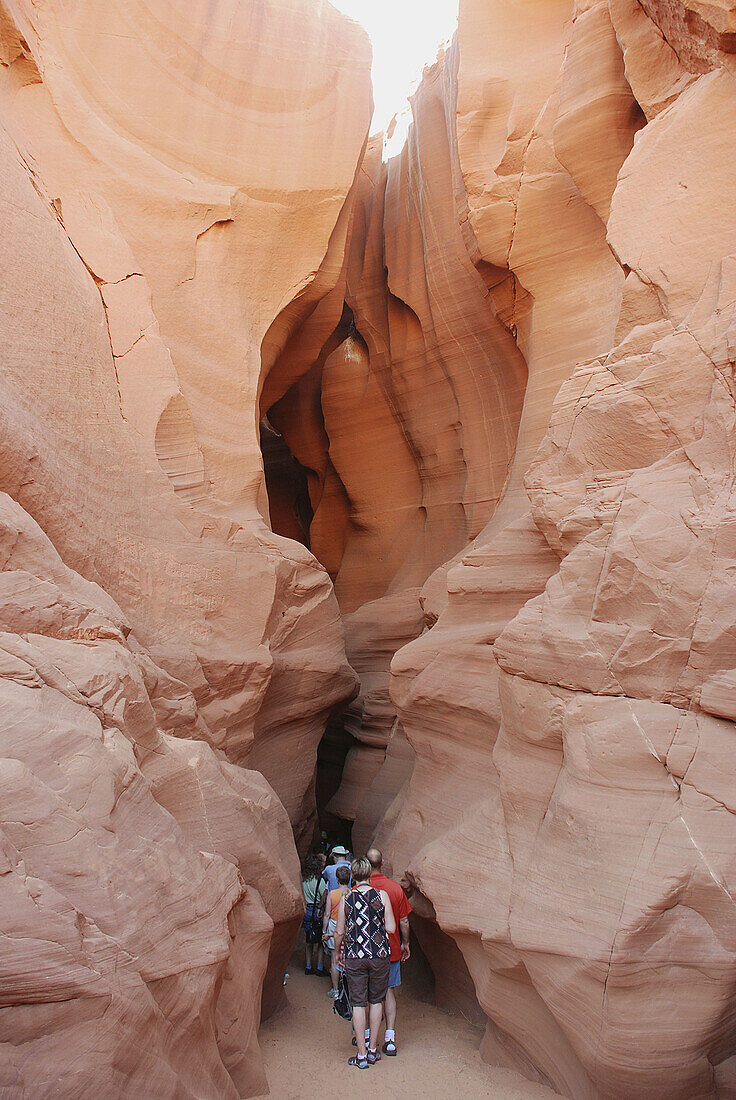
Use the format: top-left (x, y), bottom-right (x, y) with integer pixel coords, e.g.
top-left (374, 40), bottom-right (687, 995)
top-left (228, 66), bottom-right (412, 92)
top-left (317, 847), bottom-right (352, 978)
top-left (319, 846), bottom-right (352, 894)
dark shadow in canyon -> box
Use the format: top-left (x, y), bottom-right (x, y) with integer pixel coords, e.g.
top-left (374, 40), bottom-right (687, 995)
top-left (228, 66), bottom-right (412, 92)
top-left (259, 302), bottom-right (362, 843)
top-left (259, 416), bottom-right (314, 549)
top-left (315, 715), bottom-right (355, 846)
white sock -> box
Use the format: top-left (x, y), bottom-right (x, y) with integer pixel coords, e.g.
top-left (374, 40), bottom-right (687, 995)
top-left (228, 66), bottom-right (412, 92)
top-left (385, 1029), bottom-right (395, 1042)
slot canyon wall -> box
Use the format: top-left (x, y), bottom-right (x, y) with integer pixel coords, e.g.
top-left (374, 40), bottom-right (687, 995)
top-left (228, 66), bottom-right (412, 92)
top-left (261, 1), bottom-right (736, 1098)
top-left (3, 0), bottom-right (736, 1097)
top-left (0, 0), bottom-right (370, 1095)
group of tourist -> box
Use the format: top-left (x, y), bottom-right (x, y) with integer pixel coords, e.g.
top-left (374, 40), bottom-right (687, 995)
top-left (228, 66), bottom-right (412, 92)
top-left (301, 842), bottom-right (412, 1069)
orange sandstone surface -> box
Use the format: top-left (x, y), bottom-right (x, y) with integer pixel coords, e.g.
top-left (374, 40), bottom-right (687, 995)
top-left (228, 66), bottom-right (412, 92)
top-left (369, 4), bottom-right (736, 1099)
top-left (0, 0), bottom-right (368, 1094)
top-left (263, 2), bottom-right (736, 1097)
top-left (3, 0), bottom-right (736, 1097)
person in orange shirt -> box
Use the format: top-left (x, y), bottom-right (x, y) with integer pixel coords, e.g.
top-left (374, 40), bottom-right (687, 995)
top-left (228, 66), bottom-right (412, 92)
top-left (368, 847), bottom-right (412, 1057)
top-left (322, 864), bottom-right (350, 996)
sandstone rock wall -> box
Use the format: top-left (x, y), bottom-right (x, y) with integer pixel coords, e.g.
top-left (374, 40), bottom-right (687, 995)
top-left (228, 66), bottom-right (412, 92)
top-left (0, 488), bottom-right (300, 1097)
top-left (0, 0), bottom-right (368, 835)
top-left (0, 1), bottom-right (371, 1094)
top-left (371, 2), bottom-right (736, 1097)
top-left (263, 50), bottom-right (530, 830)
top-left (4, 0), bottom-right (736, 1094)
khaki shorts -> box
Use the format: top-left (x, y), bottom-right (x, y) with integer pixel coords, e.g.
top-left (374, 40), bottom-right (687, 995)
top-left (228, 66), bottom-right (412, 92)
top-left (345, 957), bottom-right (390, 1007)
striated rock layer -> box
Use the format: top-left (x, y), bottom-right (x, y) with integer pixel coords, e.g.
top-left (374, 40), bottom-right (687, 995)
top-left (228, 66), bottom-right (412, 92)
top-left (365, 2), bottom-right (736, 1098)
top-left (263, 53), bottom-right (529, 828)
top-left (0, 0), bottom-right (370, 1095)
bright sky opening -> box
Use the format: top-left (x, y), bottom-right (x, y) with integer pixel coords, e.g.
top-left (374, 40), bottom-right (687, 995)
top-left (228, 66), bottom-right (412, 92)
top-left (330, 0), bottom-right (460, 154)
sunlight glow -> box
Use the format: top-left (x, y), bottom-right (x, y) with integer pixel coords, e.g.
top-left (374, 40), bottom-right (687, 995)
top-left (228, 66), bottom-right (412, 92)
top-left (330, 0), bottom-right (460, 148)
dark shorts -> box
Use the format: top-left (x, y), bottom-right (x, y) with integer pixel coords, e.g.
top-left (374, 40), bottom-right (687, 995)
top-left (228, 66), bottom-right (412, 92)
top-left (345, 957), bottom-right (390, 1007)
top-left (388, 960), bottom-right (401, 988)
top-left (302, 904), bottom-right (321, 945)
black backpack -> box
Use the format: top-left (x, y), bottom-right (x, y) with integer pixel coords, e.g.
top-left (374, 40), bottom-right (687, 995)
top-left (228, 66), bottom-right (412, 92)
top-left (306, 876), bottom-right (324, 936)
top-left (332, 972), bottom-right (352, 1021)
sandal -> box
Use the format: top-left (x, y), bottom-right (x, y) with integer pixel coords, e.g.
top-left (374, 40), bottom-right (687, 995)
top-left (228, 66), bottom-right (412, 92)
top-left (367, 1048), bottom-right (381, 1065)
top-left (382, 1039), bottom-right (397, 1056)
top-left (348, 1055), bottom-right (369, 1069)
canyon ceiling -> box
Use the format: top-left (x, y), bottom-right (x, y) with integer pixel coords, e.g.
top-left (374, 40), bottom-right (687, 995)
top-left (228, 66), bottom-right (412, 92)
top-left (1, 0), bottom-right (736, 1097)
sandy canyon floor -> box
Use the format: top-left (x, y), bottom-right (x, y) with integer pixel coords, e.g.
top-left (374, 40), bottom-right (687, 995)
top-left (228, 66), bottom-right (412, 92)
top-left (254, 956), bottom-right (564, 1100)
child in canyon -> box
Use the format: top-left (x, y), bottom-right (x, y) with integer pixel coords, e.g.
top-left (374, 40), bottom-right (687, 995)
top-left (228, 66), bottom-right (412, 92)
top-left (322, 863), bottom-right (350, 997)
top-left (333, 857), bottom-right (396, 1069)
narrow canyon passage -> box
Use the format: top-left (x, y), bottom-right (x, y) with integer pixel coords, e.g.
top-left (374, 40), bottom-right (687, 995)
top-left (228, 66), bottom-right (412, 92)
top-left (257, 408), bottom-right (359, 846)
top-left (3, 1), bottom-right (736, 1098)
top-left (254, 954), bottom-right (562, 1100)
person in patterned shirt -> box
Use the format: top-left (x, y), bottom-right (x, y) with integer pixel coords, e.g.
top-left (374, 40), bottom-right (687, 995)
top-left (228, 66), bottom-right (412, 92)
top-left (334, 857), bottom-right (396, 1069)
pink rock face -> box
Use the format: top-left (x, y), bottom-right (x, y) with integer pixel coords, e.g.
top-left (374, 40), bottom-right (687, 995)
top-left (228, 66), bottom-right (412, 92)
top-left (0, 0), bottom-right (370, 1094)
top-left (263, 51), bottom-right (530, 820)
top-left (0, 491), bottom-right (302, 1097)
top-left (0, 0), bottom-right (368, 836)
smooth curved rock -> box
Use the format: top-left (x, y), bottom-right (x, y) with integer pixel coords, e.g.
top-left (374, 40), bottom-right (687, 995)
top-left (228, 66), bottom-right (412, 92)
top-left (371, 3), bottom-right (736, 1097)
top-left (0, 491), bottom-right (303, 1096)
top-left (5, 0), bottom-right (736, 1094)
top-left (0, 0), bottom-right (371, 1093)
top-left (0, 0), bottom-right (366, 836)
top-left (263, 47), bottom-right (530, 818)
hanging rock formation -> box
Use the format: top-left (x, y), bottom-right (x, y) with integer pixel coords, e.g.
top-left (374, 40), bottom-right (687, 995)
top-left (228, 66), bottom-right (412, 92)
top-left (0, 0), bottom-right (370, 1095)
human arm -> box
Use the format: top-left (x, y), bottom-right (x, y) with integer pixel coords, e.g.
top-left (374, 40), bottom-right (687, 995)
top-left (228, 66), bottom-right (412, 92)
top-left (333, 893), bottom-right (346, 955)
top-left (399, 887), bottom-right (412, 960)
top-left (322, 892), bottom-right (332, 937)
top-left (380, 890), bottom-right (396, 935)
top-left (399, 916), bottom-right (411, 961)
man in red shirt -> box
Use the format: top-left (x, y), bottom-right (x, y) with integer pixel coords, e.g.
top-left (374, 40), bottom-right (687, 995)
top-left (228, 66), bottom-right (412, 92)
top-left (368, 847), bottom-right (412, 1056)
